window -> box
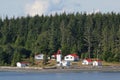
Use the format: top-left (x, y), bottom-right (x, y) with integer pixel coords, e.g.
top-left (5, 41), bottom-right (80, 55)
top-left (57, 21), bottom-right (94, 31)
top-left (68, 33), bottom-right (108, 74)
top-left (38, 55), bottom-right (41, 58)
top-left (66, 57), bottom-right (69, 59)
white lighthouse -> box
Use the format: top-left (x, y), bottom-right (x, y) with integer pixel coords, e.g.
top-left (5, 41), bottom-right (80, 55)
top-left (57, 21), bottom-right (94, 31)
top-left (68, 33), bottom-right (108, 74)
top-left (56, 50), bottom-right (71, 67)
top-left (56, 50), bottom-right (62, 62)
top-left (56, 50), bottom-right (62, 66)
top-left (56, 54), bottom-right (62, 62)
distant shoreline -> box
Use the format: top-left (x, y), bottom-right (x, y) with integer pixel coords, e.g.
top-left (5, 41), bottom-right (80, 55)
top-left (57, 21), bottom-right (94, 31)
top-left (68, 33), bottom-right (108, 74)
top-left (0, 66), bottom-right (120, 72)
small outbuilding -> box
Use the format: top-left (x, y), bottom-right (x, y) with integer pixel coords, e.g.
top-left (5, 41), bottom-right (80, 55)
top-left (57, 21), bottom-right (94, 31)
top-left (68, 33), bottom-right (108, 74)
top-left (61, 61), bottom-right (70, 67)
top-left (16, 62), bottom-right (29, 68)
top-left (51, 53), bottom-right (56, 60)
top-left (93, 60), bottom-right (102, 66)
top-left (56, 61), bottom-right (70, 67)
top-left (82, 59), bottom-right (92, 65)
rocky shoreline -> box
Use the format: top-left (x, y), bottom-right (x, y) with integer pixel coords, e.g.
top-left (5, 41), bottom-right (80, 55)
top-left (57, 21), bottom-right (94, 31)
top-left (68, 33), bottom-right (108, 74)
top-left (0, 66), bottom-right (120, 72)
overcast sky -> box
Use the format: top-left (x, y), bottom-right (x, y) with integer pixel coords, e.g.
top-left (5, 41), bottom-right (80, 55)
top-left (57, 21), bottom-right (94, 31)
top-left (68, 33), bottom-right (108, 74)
top-left (0, 0), bottom-right (120, 18)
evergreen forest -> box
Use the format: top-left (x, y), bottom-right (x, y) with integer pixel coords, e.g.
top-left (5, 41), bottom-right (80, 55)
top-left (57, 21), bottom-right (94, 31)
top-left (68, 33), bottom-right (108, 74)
top-left (0, 12), bottom-right (120, 66)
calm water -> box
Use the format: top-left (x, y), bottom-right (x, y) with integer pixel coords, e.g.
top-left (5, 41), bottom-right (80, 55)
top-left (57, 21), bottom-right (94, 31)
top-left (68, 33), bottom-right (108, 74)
top-left (0, 71), bottom-right (120, 80)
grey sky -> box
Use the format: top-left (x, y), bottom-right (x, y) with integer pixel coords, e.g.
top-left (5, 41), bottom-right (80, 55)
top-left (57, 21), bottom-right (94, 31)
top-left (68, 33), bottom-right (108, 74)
top-left (0, 0), bottom-right (120, 18)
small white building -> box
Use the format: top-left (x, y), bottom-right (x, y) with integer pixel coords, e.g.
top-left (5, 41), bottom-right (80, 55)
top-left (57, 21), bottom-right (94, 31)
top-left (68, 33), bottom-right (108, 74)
top-left (51, 54), bottom-right (56, 60)
top-left (35, 54), bottom-right (44, 60)
top-left (57, 61), bottom-right (70, 67)
top-left (64, 54), bottom-right (79, 61)
top-left (62, 61), bottom-right (70, 67)
top-left (82, 59), bottom-right (92, 65)
top-left (16, 62), bottom-right (29, 68)
top-left (93, 60), bottom-right (102, 66)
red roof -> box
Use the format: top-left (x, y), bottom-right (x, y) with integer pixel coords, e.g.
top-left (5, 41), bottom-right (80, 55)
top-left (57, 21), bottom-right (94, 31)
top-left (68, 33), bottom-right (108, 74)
top-left (69, 53), bottom-right (79, 58)
top-left (86, 59), bottom-right (92, 62)
top-left (57, 50), bottom-right (61, 54)
top-left (52, 50), bottom-right (61, 58)
top-left (52, 53), bottom-right (57, 58)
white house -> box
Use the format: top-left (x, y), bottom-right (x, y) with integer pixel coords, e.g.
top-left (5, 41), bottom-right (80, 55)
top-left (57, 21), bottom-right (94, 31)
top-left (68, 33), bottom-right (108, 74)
top-left (16, 62), bottom-right (29, 68)
top-left (93, 60), bottom-right (102, 66)
top-left (35, 54), bottom-right (44, 60)
top-left (82, 59), bottom-right (93, 65)
top-left (64, 54), bottom-right (79, 61)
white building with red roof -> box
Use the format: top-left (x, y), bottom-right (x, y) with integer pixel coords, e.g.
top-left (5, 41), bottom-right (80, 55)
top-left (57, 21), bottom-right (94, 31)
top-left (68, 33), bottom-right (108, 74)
top-left (82, 59), bottom-right (93, 65)
top-left (64, 53), bottom-right (79, 61)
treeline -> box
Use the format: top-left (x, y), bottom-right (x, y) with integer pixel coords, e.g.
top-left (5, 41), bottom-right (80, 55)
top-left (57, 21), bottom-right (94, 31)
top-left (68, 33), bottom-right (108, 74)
top-left (0, 12), bottom-right (120, 66)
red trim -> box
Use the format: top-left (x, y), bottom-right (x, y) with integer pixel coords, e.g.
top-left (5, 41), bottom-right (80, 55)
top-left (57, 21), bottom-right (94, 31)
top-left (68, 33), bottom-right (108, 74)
top-left (86, 59), bottom-right (92, 62)
top-left (68, 53), bottom-right (79, 58)
top-left (57, 50), bottom-right (61, 54)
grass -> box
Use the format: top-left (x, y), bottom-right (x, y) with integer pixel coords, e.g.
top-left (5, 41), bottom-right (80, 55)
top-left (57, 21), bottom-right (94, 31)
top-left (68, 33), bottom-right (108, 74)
top-left (34, 60), bottom-right (56, 67)
top-left (102, 61), bottom-right (120, 66)
top-left (71, 60), bottom-right (120, 66)
top-left (31, 59), bottom-right (120, 67)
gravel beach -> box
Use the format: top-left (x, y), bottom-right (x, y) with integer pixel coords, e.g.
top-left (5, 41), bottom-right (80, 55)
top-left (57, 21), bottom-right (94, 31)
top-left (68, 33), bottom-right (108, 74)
top-left (0, 66), bottom-right (120, 72)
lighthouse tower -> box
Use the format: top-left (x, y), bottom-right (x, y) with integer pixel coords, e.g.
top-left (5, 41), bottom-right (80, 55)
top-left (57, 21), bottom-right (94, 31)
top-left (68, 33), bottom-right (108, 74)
top-left (56, 50), bottom-right (62, 66)
top-left (56, 50), bottom-right (62, 62)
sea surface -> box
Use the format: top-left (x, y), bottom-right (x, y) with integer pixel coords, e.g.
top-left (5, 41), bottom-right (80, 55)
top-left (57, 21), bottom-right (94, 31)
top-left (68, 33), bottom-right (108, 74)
top-left (0, 71), bottom-right (120, 80)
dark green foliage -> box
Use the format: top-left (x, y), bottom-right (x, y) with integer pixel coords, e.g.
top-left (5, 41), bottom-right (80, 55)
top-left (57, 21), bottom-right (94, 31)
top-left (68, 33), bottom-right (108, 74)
top-left (0, 12), bottom-right (120, 66)
top-left (43, 53), bottom-right (48, 65)
top-left (11, 49), bottom-right (21, 66)
top-left (0, 47), bottom-right (5, 65)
